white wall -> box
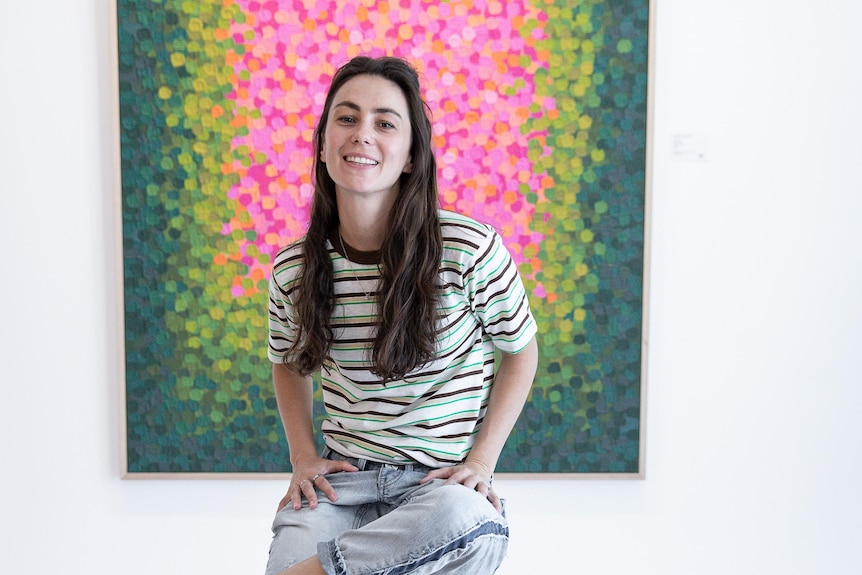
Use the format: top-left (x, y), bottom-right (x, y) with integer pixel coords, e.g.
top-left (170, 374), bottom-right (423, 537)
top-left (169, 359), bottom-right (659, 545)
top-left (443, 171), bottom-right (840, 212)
top-left (2, 0), bottom-right (860, 573)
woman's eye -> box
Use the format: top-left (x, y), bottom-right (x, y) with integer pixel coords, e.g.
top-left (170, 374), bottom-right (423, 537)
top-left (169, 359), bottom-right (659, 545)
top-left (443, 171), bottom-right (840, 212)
top-left (337, 116), bottom-right (355, 124)
top-left (378, 121), bottom-right (395, 129)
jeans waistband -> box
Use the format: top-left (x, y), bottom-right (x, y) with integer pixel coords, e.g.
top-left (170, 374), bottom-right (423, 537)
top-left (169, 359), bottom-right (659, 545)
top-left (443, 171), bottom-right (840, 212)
top-left (323, 447), bottom-right (433, 474)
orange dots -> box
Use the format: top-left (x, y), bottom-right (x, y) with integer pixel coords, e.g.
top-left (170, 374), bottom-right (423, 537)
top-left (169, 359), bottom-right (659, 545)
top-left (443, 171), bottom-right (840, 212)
top-left (503, 190), bottom-right (517, 204)
top-left (378, 1), bottom-right (390, 14)
top-left (247, 58), bottom-right (261, 72)
top-left (357, 5), bottom-right (368, 21)
top-left (494, 121), bottom-right (509, 134)
top-left (546, 292), bottom-right (558, 303)
top-left (211, 105), bottom-right (224, 119)
top-left (303, 19), bottom-right (316, 32)
top-left (214, 28), bottom-right (229, 41)
top-left (465, 110), bottom-right (480, 124)
top-left (213, 253), bottom-right (228, 266)
top-left (431, 39), bottom-right (446, 54)
top-left (541, 175), bottom-right (555, 188)
top-left (398, 24), bottom-right (413, 40)
top-left (443, 100), bottom-right (458, 113)
top-left (225, 51), bottom-right (240, 66)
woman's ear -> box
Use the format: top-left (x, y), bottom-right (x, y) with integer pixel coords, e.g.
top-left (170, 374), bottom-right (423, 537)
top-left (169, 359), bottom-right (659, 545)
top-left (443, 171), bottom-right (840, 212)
top-left (319, 139), bottom-right (326, 163)
top-left (403, 156), bottom-right (413, 174)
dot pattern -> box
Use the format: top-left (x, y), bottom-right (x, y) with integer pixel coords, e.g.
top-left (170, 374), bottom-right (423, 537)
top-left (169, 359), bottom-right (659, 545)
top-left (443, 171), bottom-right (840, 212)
top-left (118, 0), bottom-right (649, 474)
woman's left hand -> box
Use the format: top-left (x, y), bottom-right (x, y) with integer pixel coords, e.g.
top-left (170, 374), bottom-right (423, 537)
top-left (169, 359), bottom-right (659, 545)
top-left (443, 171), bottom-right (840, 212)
top-left (420, 460), bottom-right (501, 513)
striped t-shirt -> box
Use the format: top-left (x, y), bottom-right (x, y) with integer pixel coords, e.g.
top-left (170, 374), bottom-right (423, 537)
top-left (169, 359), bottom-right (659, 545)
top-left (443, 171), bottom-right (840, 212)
top-left (267, 210), bottom-right (537, 468)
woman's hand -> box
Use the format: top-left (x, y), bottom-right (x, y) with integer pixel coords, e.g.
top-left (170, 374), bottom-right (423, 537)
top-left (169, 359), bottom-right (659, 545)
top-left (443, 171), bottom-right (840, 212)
top-left (420, 459), bottom-right (501, 513)
top-left (278, 455), bottom-right (359, 512)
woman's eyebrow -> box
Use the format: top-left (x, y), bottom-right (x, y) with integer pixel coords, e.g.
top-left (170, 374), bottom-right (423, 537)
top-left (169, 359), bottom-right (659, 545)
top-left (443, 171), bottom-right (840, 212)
top-left (333, 100), bottom-right (403, 120)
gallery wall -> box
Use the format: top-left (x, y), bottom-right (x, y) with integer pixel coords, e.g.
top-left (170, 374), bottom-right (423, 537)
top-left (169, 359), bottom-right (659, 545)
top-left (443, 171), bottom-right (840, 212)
top-left (1, 0), bottom-right (861, 574)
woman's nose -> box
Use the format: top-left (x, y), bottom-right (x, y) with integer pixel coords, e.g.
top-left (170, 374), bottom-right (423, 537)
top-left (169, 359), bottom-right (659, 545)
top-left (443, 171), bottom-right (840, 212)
top-left (351, 122), bottom-right (373, 144)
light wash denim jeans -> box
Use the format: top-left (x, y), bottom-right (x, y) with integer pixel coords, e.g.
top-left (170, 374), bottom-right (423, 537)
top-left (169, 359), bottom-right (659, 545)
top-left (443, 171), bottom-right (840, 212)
top-left (264, 450), bottom-right (509, 575)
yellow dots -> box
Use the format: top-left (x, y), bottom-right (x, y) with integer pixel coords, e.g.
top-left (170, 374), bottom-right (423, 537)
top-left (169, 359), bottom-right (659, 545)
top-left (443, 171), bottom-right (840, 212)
top-left (575, 262), bottom-right (589, 276)
top-left (158, 86), bottom-right (173, 100)
top-left (574, 309), bottom-right (587, 322)
top-left (580, 229), bottom-right (594, 243)
top-left (578, 115), bottom-right (593, 129)
top-left (170, 52), bottom-right (186, 67)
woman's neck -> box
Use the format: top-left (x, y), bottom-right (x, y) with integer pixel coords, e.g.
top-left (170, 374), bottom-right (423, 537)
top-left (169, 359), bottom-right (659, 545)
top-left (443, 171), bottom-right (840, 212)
top-left (335, 190), bottom-right (396, 251)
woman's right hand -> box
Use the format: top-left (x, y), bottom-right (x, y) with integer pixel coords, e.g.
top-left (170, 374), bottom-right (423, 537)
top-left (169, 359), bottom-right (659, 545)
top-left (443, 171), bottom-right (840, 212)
top-left (278, 455), bottom-right (359, 512)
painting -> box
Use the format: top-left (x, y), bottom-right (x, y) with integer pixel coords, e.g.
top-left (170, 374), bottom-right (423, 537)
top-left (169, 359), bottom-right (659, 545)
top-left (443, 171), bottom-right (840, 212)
top-left (114, 0), bottom-right (653, 477)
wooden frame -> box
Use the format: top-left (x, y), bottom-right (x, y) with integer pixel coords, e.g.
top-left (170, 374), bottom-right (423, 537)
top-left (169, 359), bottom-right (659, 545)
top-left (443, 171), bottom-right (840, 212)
top-left (113, 0), bottom-right (655, 478)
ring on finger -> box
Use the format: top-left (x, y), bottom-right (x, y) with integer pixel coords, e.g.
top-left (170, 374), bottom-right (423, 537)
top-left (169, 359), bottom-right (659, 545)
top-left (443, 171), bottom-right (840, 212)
top-left (311, 474), bottom-right (322, 483)
top-left (298, 479), bottom-right (309, 489)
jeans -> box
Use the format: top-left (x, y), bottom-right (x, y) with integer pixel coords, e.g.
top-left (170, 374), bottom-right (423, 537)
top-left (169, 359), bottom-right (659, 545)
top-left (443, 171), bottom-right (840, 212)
top-left (264, 451), bottom-right (509, 575)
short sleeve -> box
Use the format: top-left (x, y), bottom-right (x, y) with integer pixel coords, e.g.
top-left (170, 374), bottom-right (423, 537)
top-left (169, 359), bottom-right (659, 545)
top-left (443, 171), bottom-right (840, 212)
top-left (267, 246), bottom-right (302, 363)
top-left (463, 227), bottom-right (537, 354)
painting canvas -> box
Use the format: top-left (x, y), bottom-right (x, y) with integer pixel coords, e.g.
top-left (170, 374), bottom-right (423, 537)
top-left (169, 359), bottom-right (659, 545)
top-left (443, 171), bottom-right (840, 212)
top-left (115, 0), bottom-right (652, 476)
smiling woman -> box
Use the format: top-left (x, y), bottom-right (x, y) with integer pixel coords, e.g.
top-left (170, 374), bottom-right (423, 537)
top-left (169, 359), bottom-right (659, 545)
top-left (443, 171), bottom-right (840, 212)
top-left (264, 56), bottom-right (539, 575)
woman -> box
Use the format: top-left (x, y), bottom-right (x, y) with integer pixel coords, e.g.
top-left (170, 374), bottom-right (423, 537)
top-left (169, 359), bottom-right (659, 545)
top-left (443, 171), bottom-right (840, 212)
top-left (265, 56), bottom-right (538, 575)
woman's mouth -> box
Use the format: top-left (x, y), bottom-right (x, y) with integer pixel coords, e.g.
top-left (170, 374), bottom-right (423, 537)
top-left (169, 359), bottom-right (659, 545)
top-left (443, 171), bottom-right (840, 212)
top-left (344, 156), bottom-right (378, 166)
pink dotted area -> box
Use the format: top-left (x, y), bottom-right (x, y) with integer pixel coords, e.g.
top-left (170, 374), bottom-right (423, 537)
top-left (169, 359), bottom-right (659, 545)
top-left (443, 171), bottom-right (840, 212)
top-left (221, 0), bottom-right (555, 295)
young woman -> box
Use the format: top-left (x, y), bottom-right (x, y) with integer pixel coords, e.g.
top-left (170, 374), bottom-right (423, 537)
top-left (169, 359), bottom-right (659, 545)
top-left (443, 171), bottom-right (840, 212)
top-left (265, 56), bottom-right (538, 575)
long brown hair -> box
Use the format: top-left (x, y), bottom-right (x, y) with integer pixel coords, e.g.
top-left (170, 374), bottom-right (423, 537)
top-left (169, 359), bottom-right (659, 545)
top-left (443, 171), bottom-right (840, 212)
top-left (287, 56), bottom-right (442, 380)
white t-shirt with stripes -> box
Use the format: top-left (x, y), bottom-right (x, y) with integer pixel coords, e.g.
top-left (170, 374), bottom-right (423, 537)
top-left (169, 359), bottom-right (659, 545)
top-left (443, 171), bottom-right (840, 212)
top-left (268, 210), bottom-right (537, 468)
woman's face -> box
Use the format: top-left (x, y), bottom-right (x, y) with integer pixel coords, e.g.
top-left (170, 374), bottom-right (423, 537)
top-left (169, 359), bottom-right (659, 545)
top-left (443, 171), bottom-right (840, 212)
top-left (321, 74), bottom-right (413, 203)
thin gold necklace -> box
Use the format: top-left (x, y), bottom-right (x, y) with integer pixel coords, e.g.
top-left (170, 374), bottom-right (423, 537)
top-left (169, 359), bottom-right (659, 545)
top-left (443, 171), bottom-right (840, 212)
top-left (337, 232), bottom-right (375, 300)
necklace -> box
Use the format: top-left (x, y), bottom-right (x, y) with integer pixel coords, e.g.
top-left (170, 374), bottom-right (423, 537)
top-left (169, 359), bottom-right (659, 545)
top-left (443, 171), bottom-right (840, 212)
top-left (337, 232), bottom-right (375, 300)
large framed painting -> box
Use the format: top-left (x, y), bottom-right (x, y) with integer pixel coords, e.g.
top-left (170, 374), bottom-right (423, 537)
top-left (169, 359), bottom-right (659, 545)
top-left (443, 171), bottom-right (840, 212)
top-left (113, 0), bottom-right (653, 477)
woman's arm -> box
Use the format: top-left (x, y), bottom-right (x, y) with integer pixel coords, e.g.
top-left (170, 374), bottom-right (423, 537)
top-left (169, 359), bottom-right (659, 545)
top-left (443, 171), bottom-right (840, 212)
top-left (272, 363), bottom-right (357, 511)
top-left (422, 335), bottom-right (538, 511)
